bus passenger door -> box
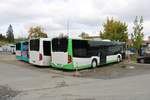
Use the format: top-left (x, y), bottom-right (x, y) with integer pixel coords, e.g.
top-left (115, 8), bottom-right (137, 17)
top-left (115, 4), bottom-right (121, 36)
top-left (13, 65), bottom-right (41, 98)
top-left (99, 47), bottom-right (107, 65)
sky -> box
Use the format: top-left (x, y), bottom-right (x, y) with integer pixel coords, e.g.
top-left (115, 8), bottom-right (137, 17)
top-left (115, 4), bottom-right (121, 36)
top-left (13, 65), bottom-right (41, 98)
top-left (0, 0), bottom-right (150, 40)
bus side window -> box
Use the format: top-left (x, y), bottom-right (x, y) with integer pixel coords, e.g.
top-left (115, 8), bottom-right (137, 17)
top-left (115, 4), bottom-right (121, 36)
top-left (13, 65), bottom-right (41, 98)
top-left (73, 40), bottom-right (90, 58)
top-left (87, 48), bottom-right (98, 57)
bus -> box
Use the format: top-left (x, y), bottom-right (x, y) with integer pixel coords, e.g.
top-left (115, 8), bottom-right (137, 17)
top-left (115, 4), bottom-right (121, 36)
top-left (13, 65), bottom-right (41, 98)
top-left (16, 42), bottom-right (22, 60)
top-left (29, 38), bottom-right (51, 66)
top-left (51, 37), bottom-right (126, 70)
top-left (21, 41), bottom-right (29, 62)
top-left (16, 41), bottom-right (29, 62)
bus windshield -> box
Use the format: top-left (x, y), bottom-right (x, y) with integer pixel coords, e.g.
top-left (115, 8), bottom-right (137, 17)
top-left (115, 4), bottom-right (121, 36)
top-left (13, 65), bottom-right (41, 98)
top-left (30, 39), bottom-right (39, 51)
top-left (52, 38), bottom-right (68, 52)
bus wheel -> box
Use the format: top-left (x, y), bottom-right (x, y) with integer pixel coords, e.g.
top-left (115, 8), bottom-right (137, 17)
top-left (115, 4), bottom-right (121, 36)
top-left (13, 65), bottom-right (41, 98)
top-left (91, 59), bottom-right (97, 68)
top-left (117, 56), bottom-right (122, 62)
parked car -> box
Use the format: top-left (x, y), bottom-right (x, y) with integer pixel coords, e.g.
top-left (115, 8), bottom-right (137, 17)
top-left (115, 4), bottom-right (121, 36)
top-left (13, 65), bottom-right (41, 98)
top-left (137, 54), bottom-right (150, 64)
top-left (1, 44), bottom-right (16, 54)
top-left (10, 45), bottom-right (16, 54)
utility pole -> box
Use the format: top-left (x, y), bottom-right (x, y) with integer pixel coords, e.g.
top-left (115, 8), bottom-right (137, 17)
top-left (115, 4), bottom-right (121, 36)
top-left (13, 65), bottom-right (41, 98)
top-left (67, 19), bottom-right (69, 36)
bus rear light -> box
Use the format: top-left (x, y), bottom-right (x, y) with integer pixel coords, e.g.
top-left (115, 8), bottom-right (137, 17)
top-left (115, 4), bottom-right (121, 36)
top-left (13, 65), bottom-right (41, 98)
top-left (68, 55), bottom-right (72, 64)
top-left (39, 53), bottom-right (43, 61)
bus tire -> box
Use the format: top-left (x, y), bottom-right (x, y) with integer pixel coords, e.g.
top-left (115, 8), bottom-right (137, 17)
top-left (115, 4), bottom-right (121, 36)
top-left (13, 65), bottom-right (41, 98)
top-left (117, 55), bottom-right (122, 62)
top-left (91, 59), bottom-right (97, 68)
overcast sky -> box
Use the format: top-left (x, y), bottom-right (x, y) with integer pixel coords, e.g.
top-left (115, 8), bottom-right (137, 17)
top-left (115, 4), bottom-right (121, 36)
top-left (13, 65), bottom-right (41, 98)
top-left (0, 0), bottom-right (150, 39)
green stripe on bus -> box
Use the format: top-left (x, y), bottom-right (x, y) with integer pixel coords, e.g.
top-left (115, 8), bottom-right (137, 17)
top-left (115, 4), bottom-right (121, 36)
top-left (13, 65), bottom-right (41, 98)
top-left (16, 56), bottom-right (22, 60)
top-left (67, 38), bottom-right (74, 66)
top-left (51, 63), bottom-right (91, 70)
top-left (22, 57), bottom-right (29, 62)
top-left (51, 63), bottom-right (74, 70)
top-left (68, 38), bottom-right (73, 56)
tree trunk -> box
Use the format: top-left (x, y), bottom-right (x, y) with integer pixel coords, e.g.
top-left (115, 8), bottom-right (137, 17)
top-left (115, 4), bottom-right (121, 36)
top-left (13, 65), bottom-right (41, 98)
top-left (136, 49), bottom-right (139, 59)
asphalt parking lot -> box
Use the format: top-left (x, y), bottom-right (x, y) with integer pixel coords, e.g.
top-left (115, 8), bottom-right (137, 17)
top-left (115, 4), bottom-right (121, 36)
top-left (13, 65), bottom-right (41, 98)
top-left (0, 53), bottom-right (150, 100)
top-left (1, 52), bottom-right (150, 80)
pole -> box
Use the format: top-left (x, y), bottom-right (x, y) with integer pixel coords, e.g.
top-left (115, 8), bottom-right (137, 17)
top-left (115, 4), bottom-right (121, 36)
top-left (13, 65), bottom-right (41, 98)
top-left (67, 19), bottom-right (69, 36)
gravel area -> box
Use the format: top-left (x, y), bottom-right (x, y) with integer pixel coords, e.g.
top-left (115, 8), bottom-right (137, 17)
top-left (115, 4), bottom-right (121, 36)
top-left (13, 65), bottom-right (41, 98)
top-left (1, 52), bottom-right (150, 80)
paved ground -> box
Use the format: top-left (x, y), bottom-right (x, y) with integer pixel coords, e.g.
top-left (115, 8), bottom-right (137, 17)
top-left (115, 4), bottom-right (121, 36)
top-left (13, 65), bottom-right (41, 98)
top-left (0, 54), bottom-right (150, 100)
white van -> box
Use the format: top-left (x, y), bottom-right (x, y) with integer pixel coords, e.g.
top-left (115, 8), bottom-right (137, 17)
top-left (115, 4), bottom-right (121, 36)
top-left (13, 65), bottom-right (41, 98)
top-left (9, 44), bottom-right (16, 54)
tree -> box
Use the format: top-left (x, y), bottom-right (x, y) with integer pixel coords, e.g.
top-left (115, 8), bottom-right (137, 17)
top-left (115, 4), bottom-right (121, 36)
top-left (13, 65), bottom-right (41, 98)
top-left (6, 24), bottom-right (14, 42)
top-left (28, 26), bottom-right (48, 39)
top-left (100, 18), bottom-right (128, 42)
top-left (0, 34), bottom-right (6, 41)
top-left (79, 32), bottom-right (89, 39)
top-left (131, 16), bottom-right (144, 56)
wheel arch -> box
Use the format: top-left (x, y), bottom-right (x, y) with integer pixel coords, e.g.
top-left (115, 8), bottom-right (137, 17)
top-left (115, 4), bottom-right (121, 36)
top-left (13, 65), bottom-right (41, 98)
top-left (117, 54), bottom-right (122, 61)
top-left (91, 57), bottom-right (99, 65)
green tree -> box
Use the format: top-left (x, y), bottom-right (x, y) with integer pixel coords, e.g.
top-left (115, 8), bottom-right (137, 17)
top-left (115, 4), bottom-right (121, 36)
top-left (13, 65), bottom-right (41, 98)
top-left (79, 32), bottom-right (89, 39)
top-left (6, 24), bottom-right (14, 42)
top-left (28, 26), bottom-right (48, 39)
top-left (100, 18), bottom-right (128, 42)
top-left (131, 16), bottom-right (144, 56)
top-left (0, 34), bottom-right (6, 41)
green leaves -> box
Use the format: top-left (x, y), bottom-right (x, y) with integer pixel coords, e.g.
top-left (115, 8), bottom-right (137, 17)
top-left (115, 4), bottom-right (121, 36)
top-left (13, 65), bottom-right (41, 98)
top-left (28, 26), bottom-right (48, 39)
top-left (131, 16), bottom-right (144, 51)
top-left (100, 18), bottom-right (128, 42)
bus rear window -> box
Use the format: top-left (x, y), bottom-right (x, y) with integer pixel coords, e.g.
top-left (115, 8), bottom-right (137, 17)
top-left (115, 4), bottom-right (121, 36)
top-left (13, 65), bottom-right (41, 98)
top-left (52, 38), bottom-right (68, 52)
top-left (30, 39), bottom-right (39, 51)
top-left (22, 42), bottom-right (28, 51)
top-left (43, 41), bottom-right (51, 56)
top-left (16, 43), bottom-right (21, 50)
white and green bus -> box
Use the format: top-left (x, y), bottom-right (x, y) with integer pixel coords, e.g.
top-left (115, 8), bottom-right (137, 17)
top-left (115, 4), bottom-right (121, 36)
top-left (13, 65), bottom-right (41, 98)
top-left (51, 37), bottom-right (126, 70)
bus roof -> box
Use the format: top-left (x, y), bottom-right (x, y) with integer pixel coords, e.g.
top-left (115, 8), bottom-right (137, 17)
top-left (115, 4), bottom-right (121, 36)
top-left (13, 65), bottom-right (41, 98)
top-left (29, 38), bottom-right (51, 41)
top-left (52, 37), bottom-right (125, 45)
top-left (16, 41), bottom-right (28, 44)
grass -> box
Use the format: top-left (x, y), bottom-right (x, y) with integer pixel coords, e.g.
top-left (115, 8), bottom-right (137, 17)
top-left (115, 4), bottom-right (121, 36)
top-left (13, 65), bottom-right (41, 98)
top-left (0, 41), bottom-right (8, 46)
top-left (130, 54), bottom-right (137, 63)
top-left (0, 41), bottom-right (15, 46)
